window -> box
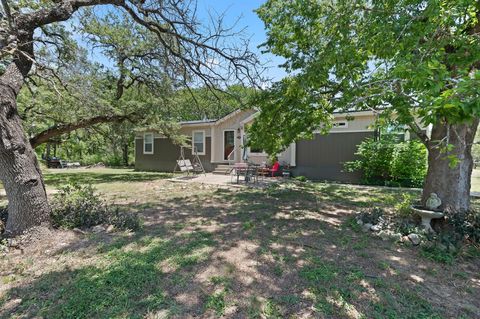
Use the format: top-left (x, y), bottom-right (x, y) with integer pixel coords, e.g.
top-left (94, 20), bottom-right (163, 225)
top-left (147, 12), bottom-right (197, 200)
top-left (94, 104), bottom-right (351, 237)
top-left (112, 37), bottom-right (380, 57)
top-left (143, 133), bottom-right (154, 154)
top-left (192, 130), bottom-right (205, 155)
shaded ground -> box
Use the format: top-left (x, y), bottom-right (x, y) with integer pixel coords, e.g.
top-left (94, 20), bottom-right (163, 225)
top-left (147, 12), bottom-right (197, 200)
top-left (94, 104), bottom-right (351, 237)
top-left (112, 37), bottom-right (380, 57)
top-left (0, 170), bottom-right (479, 318)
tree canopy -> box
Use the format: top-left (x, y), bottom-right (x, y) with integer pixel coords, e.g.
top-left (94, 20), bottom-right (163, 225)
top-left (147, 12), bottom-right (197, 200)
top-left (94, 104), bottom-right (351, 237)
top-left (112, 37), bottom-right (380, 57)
top-left (249, 0), bottom-right (480, 155)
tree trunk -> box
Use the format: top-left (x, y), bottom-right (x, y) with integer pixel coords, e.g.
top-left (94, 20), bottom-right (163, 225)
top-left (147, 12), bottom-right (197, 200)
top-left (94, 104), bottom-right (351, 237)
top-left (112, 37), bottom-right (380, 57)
top-left (0, 65), bottom-right (51, 236)
top-left (122, 143), bottom-right (129, 166)
top-left (422, 119), bottom-right (479, 212)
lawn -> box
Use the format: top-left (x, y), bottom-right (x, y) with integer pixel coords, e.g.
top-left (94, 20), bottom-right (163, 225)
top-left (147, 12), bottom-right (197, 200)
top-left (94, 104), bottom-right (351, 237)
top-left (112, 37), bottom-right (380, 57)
top-left (0, 169), bottom-right (479, 318)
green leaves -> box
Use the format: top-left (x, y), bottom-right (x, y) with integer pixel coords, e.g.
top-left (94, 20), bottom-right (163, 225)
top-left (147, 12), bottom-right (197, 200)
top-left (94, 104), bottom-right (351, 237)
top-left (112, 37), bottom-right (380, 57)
top-left (253, 0), bottom-right (480, 153)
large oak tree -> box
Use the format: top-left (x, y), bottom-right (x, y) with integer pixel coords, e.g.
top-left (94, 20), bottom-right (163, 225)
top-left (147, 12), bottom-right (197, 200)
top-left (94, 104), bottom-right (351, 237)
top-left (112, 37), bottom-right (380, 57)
top-left (0, 0), bottom-right (260, 236)
top-left (250, 0), bottom-right (480, 212)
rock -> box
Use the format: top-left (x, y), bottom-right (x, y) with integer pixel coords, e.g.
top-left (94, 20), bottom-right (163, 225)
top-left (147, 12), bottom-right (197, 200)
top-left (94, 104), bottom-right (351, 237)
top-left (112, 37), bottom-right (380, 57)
top-left (91, 225), bottom-right (106, 233)
top-left (391, 233), bottom-right (403, 242)
top-left (73, 228), bottom-right (86, 235)
top-left (106, 225), bottom-right (115, 233)
top-left (370, 224), bottom-right (382, 232)
top-left (401, 236), bottom-right (410, 243)
top-left (362, 223), bottom-right (373, 232)
top-left (425, 193), bottom-right (442, 210)
top-left (356, 218), bottom-right (364, 226)
top-left (408, 233), bottom-right (421, 245)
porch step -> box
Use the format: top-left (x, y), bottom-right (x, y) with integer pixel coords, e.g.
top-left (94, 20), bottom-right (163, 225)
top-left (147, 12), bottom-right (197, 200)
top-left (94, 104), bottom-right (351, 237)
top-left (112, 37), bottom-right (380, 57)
top-left (212, 164), bottom-right (233, 175)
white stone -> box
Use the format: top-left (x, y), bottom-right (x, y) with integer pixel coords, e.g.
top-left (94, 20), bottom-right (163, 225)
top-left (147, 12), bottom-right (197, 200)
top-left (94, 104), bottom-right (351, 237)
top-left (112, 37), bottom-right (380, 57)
top-left (370, 224), bottom-right (382, 232)
top-left (408, 233), bottom-right (421, 245)
top-left (91, 225), bottom-right (106, 233)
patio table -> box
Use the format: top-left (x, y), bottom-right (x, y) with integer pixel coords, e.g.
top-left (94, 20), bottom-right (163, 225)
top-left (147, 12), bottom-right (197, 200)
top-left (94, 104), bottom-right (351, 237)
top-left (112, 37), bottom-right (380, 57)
top-left (232, 163), bottom-right (258, 184)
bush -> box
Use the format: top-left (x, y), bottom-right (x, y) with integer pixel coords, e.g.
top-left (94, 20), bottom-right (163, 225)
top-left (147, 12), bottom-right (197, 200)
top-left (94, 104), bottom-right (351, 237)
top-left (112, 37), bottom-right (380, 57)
top-left (445, 210), bottom-right (480, 244)
top-left (344, 135), bottom-right (427, 187)
top-left (0, 206), bottom-right (7, 236)
top-left (51, 183), bottom-right (140, 231)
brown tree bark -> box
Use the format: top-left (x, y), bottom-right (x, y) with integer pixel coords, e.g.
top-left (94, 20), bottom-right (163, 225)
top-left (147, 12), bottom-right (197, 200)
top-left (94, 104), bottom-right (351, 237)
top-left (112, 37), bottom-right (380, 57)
top-left (29, 113), bottom-right (135, 148)
top-left (422, 119), bottom-right (479, 212)
top-left (0, 64), bottom-right (51, 236)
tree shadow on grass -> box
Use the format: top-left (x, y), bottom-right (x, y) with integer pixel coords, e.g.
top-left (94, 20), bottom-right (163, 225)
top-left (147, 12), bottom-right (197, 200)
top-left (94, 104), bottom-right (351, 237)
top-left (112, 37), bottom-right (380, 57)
top-left (43, 171), bottom-right (171, 187)
top-left (1, 183), bottom-right (479, 318)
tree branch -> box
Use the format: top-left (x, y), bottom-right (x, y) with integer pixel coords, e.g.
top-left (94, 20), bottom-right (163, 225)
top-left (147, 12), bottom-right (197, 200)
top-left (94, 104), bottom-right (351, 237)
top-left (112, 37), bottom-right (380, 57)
top-left (29, 112), bottom-right (137, 148)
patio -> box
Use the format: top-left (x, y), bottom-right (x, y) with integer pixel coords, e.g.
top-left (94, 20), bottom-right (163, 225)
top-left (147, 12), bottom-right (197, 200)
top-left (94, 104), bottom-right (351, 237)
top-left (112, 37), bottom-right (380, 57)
top-left (167, 172), bottom-right (281, 187)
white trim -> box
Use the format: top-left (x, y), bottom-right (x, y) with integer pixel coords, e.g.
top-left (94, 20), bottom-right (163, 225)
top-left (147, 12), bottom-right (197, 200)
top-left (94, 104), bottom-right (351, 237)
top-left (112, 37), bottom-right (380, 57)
top-left (192, 130), bottom-right (206, 155)
top-left (223, 129), bottom-right (236, 162)
top-left (143, 133), bottom-right (154, 155)
top-left (211, 126), bottom-right (215, 162)
top-left (290, 142), bottom-right (296, 167)
top-left (313, 129), bottom-right (375, 134)
top-left (240, 112), bottom-right (259, 125)
top-left (215, 109), bottom-right (243, 125)
top-left (333, 110), bottom-right (378, 118)
top-left (181, 122), bottom-right (215, 127)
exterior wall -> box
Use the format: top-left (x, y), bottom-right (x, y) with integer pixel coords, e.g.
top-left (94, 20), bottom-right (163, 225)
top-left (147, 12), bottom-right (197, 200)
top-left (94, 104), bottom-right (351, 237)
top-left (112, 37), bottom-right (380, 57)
top-left (135, 136), bottom-right (213, 172)
top-left (212, 109), bottom-right (257, 163)
top-left (330, 114), bottom-right (375, 133)
top-left (293, 131), bottom-right (374, 183)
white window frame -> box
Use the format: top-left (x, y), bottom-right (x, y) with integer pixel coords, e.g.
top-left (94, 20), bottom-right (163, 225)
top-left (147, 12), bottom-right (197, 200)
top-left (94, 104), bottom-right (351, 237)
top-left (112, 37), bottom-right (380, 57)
top-left (192, 130), bottom-right (206, 155)
top-left (143, 133), bottom-right (154, 155)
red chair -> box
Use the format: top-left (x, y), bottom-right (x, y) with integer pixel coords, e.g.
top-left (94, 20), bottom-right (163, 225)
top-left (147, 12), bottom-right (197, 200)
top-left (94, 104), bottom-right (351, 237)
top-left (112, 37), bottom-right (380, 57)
top-left (270, 161), bottom-right (280, 177)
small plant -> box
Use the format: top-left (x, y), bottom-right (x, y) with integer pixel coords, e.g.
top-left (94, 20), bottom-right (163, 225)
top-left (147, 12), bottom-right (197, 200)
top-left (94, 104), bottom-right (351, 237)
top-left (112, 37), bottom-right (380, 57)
top-left (294, 175), bottom-right (307, 182)
top-left (51, 183), bottom-right (140, 231)
top-left (395, 193), bottom-right (415, 217)
top-left (205, 291), bottom-right (226, 317)
top-left (242, 220), bottom-right (255, 231)
top-left (420, 243), bottom-right (456, 264)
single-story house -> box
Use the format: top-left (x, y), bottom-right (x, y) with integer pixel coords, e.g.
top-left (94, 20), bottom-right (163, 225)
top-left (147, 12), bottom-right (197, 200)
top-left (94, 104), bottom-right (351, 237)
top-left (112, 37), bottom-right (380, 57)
top-left (135, 109), bottom-right (386, 182)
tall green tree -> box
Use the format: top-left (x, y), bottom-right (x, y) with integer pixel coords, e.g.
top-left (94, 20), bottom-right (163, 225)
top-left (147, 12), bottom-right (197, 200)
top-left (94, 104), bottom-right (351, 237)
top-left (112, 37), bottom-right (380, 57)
top-left (0, 0), bottom-right (261, 236)
top-left (251, 0), bottom-right (480, 212)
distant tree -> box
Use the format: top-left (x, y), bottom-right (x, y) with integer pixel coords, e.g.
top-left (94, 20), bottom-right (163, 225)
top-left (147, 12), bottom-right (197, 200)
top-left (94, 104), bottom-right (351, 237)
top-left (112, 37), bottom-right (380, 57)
top-left (0, 0), bottom-right (261, 236)
top-left (251, 0), bottom-right (480, 212)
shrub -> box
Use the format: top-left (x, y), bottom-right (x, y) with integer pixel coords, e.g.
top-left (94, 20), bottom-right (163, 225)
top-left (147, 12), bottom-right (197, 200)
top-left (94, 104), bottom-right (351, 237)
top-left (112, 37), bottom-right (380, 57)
top-left (345, 135), bottom-right (427, 187)
top-left (0, 206), bottom-right (7, 236)
top-left (51, 183), bottom-right (140, 231)
top-left (445, 210), bottom-right (480, 244)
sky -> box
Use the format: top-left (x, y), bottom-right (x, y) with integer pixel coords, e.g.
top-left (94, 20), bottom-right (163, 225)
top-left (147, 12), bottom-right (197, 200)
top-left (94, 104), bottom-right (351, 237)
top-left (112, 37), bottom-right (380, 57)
top-left (76, 0), bottom-right (286, 83)
top-left (194, 0), bottom-right (286, 81)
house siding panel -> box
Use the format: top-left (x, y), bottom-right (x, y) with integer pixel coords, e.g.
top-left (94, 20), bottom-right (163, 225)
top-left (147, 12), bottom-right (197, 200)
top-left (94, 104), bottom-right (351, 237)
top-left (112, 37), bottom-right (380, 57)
top-left (135, 137), bottom-right (213, 172)
top-left (293, 131), bottom-right (374, 183)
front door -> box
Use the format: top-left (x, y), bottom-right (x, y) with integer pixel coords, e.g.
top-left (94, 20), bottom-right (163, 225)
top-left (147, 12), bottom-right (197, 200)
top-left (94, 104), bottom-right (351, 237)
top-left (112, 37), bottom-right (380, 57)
top-left (224, 130), bottom-right (235, 161)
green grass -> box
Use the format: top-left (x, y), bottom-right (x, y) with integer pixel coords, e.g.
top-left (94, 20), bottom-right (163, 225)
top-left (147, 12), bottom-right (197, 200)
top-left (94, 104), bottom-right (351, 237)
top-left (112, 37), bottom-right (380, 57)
top-left (2, 231), bottom-right (214, 318)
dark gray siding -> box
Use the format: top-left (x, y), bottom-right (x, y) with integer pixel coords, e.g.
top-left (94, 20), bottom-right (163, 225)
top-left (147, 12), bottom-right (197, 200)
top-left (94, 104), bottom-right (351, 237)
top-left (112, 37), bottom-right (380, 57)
top-left (293, 132), bottom-right (374, 183)
top-left (135, 137), bottom-right (213, 172)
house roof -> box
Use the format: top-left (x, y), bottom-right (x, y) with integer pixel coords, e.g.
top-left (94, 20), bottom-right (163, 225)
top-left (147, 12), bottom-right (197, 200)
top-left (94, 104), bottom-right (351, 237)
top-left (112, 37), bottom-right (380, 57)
top-left (179, 119), bottom-right (217, 126)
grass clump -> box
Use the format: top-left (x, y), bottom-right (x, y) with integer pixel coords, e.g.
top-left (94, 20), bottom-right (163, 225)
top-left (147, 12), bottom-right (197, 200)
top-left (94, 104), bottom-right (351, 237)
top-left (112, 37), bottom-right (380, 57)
top-left (51, 183), bottom-right (140, 231)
